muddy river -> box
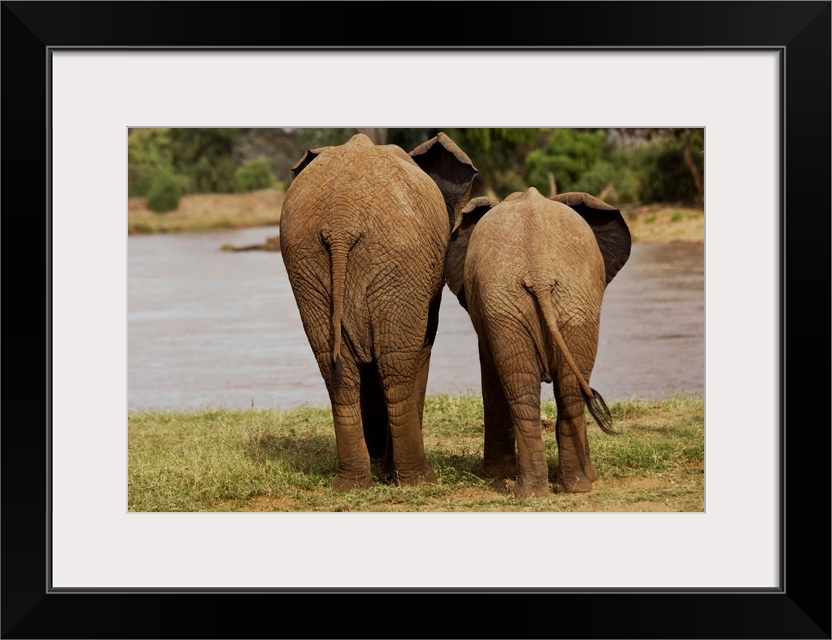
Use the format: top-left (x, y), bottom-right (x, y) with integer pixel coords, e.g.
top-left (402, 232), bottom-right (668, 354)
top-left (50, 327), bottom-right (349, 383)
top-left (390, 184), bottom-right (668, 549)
top-left (128, 227), bottom-right (703, 411)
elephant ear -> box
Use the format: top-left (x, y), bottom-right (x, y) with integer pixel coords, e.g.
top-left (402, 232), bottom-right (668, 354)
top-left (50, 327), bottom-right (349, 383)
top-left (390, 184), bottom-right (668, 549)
top-left (409, 133), bottom-right (479, 231)
top-left (550, 192), bottom-right (632, 285)
top-left (290, 146), bottom-right (330, 178)
top-left (445, 196), bottom-right (496, 310)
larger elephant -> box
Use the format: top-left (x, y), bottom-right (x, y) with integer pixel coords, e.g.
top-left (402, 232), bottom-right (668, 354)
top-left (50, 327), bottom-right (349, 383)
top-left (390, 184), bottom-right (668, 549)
top-left (445, 188), bottom-right (631, 497)
top-left (280, 133), bottom-right (478, 490)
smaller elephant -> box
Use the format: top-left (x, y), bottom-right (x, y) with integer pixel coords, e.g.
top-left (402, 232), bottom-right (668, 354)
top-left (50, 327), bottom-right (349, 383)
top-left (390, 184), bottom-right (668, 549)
top-left (445, 188), bottom-right (631, 496)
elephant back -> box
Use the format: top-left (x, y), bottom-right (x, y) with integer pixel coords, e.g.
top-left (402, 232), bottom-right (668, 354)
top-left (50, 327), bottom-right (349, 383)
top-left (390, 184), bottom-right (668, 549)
top-left (282, 138), bottom-right (451, 258)
top-left (464, 188), bottom-right (607, 298)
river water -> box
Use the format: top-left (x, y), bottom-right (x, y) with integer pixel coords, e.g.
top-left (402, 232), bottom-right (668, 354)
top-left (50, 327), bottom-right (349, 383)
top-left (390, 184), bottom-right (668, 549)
top-left (128, 226), bottom-right (704, 412)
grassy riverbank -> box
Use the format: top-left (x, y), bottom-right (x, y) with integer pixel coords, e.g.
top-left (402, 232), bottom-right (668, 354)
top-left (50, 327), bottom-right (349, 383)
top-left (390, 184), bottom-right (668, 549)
top-left (128, 188), bottom-right (283, 235)
top-left (127, 189), bottom-right (704, 243)
top-left (128, 394), bottom-right (704, 513)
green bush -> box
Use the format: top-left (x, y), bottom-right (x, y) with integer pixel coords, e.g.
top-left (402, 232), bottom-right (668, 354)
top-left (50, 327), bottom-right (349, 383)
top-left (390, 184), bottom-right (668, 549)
top-left (128, 128), bottom-right (173, 197)
top-left (632, 132), bottom-right (703, 204)
top-left (168, 128), bottom-right (241, 193)
top-left (525, 129), bottom-right (607, 195)
top-left (575, 159), bottom-right (641, 204)
top-left (235, 159), bottom-right (275, 192)
top-left (128, 166), bottom-right (156, 198)
top-left (186, 155), bottom-right (238, 194)
top-left (146, 172), bottom-right (185, 213)
top-left (523, 128), bottom-right (704, 206)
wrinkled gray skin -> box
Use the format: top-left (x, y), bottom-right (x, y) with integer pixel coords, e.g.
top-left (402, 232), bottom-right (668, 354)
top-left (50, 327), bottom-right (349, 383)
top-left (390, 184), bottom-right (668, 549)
top-left (280, 133), bottom-right (477, 490)
top-left (446, 188), bottom-right (631, 496)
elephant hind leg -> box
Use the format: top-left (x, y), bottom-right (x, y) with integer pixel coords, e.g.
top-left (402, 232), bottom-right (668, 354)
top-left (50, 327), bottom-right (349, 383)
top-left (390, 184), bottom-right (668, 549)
top-left (316, 352), bottom-right (373, 491)
top-left (548, 319), bottom-right (602, 493)
top-left (476, 315), bottom-right (547, 496)
top-left (478, 340), bottom-right (517, 480)
top-left (502, 376), bottom-right (549, 498)
top-left (377, 353), bottom-right (436, 487)
top-left (553, 383), bottom-right (597, 493)
top-left (490, 342), bottom-right (548, 496)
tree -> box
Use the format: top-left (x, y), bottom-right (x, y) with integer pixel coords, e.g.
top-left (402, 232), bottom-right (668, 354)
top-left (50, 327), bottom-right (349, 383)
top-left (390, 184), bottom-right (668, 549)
top-left (168, 128), bottom-right (241, 193)
top-left (443, 128), bottom-right (541, 198)
top-left (127, 128), bottom-right (174, 197)
top-left (525, 129), bottom-right (607, 196)
top-left (682, 128), bottom-right (704, 203)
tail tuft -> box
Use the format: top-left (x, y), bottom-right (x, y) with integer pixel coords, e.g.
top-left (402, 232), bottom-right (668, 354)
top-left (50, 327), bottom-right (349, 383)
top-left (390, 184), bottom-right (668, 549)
top-left (331, 356), bottom-right (343, 389)
top-left (584, 387), bottom-right (618, 435)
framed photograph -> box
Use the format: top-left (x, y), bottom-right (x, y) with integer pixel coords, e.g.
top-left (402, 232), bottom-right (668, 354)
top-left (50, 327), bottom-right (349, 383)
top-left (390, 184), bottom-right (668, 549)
top-left (3, 2), bottom-right (829, 638)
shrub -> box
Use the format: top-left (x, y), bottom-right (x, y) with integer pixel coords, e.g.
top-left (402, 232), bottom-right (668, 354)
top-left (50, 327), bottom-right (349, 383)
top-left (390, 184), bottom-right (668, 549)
top-left (235, 159), bottom-right (275, 192)
top-left (525, 129), bottom-right (607, 195)
top-left (187, 155), bottom-right (238, 194)
top-left (128, 128), bottom-right (173, 197)
top-left (632, 133), bottom-right (703, 204)
top-left (168, 128), bottom-right (241, 193)
top-left (523, 128), bottom-right (704, 206)
top-left (574, 159), bottom-right (641, 205)
top-left (147, 172), bottom-right (185, 213)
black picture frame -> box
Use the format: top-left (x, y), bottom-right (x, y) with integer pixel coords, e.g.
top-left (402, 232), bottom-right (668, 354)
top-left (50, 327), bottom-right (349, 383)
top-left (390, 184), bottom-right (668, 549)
top-left (2, 2), bottom-right (829, 638)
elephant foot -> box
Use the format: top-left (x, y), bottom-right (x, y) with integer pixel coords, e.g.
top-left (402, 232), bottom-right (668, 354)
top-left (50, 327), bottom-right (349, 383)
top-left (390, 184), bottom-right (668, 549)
top-left (482, 457), bottom-right (518, 480)
top-left (585, 462), bottom-right (599, 483)
top-left (331, 473), bottom-right (373, 491)
top-left (555, 473), bottom-right (593, 494)
top-left (512, 479), bottom-right (550, 498)
top-left (396, 464), bottom-right (437, 487)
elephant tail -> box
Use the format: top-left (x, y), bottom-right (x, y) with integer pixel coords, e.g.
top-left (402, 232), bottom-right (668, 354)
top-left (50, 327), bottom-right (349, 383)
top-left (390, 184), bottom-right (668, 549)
top-left (528, 282), bottom-right (617, 435)
top-left (328, 237), bottom-right (352, 388)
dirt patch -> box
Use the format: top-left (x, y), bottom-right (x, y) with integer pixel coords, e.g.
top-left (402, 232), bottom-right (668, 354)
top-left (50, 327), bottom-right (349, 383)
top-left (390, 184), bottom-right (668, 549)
top-left (218, 493), bottom-right (298, 511)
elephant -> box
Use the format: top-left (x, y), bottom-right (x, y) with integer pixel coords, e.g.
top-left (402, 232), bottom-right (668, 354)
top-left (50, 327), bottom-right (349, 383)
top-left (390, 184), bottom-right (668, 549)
top-left (445, 187), bottom-right (631, 497)
top-left (279, 133), bottom-right (478, 490)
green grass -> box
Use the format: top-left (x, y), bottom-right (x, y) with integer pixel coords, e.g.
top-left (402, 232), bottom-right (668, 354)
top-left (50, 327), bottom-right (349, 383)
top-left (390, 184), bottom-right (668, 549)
top-left (128, 394), bottom-right (704, 513)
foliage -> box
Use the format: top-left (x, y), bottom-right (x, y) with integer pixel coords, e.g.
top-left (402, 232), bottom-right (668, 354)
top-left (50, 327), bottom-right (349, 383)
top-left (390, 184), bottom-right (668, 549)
top-left (146, 171), bottom-right (186, 213)
top-left (129, 127), bottom-right (244, 196)
top-left (128, 128), bottom-right (173, 197)
top-left (632, 130), bottom-right (704, 204)
top-left (235, 159), bottom-right (275, 192)
top-left (443, 128), bottom-right (541, 198)
top-left (525, 128), bottom-right (704, 205)
top-left (235, 128), bottom-right (306, 184)
top-left (526, 129), bottom-right (608, 196)
top-left (128, 127), bottom-right (705, 206)
top-left (168, 128), bottom-right (241, 193)
top-left (293, 128), bottom-right (354, 150)
top-left (386, 127), bottom-right (438, 152)
top-left (578, 157), bottom-right (641, 204)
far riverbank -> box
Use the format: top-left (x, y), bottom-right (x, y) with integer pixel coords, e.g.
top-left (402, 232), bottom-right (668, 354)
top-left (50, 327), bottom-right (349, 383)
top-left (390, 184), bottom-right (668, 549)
top-left (128, 188), bottom-right (704, 244)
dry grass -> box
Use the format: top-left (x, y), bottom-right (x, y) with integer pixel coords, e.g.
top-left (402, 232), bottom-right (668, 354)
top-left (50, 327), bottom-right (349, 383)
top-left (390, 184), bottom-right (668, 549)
top-left (128, 188), bottom-right (283, 234)
top-left (621, 204), bottom-right (704, 243)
